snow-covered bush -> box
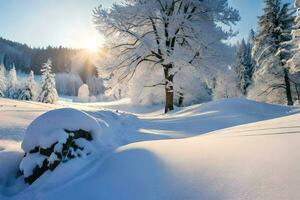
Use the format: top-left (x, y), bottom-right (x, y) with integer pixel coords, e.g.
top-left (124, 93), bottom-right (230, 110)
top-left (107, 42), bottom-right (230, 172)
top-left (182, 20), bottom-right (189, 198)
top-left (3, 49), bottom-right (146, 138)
top-left (20, 108), bottom-right (104, 184)
top-left (37, 59), bottom-right (58, 104)
top-left (18, 71), bottom-right (37, 101)
top-left (78, 84), bottom-right (90, 102)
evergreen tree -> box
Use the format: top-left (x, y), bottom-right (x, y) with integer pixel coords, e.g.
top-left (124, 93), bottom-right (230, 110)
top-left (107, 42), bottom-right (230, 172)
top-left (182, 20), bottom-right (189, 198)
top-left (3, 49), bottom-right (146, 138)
top-left (248, 29), bottom-right (256, 78)
top-left (288, 0), bottom-right (300, 73)
top-left (250, 0), bottom-right (295, 105)
top-left (18, 71), bottom-right (37, 101)
top-left (0, 64), bottom-right (6, 97)
top-left (248, 29), bottom-right (256, 46)
top-left (252, 0), bottom-right (281, 65)
top-left (37, 59), bottom-right (58, 104)
top-left (277, 3), bottom-right (295, 105)
top-left (234, 38), bottom-right (253, 95)
top-left (7, 65), bottom-right (18, 99)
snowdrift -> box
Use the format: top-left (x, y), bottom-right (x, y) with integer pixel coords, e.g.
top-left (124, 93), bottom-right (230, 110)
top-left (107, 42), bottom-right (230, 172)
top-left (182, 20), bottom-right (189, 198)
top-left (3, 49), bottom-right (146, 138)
top-left (0, 98), bottom-right (299, 199)
top-left (140, 98), bottom-right (295, 137)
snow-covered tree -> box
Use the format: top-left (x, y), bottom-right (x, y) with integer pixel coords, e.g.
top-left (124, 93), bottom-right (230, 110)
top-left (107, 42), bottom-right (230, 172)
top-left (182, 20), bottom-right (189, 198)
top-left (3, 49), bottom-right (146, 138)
top-left (248, 29), bottom-right (256, 46)
top-left (55, 73), bottom-right (83, 96)
top-left (213, 69), bottom-right (241, 100)
top-left (284, 0), bottom-right (300, 104)
top-left (252, 0), bottom-right (281, 66)
top-left (93, 0), bottom-right (240, 113)
top-left (38, 59), bottom-right (58, 104)
top-left (250, 0), bottom-right (295, 105)
top-left (18, 71), bottom-right (37, 101)
top-left (0, 64), bottom-right (6, 97)
top-left (7, 65), bottom-right (18, 99)
top-left (288, 2), bottom-right (300, 71)
top-left (233, 38), bottom-right (253, 95)
top-left (87, 75), bottom-right (105, 96)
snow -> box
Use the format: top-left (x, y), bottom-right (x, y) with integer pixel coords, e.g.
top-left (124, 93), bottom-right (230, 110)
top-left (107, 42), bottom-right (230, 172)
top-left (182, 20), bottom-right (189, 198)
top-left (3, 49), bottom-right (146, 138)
top-left (0, 141), bottom-right (23, 188)
top-left (77, 84), bottom-right (89, 102)
top-left (21, 108), bottom-right (105, 152)
top-left (19, 153), bottom-right (47, 177)
top-left (0, 97), bottom-right (300, 199)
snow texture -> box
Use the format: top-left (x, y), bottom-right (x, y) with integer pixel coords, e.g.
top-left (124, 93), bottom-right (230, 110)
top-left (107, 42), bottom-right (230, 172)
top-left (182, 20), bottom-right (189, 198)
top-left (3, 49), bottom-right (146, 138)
top-left (0, 97), bottom-right (299, 199)
top-left (21, 108), bottom-right (106, 152)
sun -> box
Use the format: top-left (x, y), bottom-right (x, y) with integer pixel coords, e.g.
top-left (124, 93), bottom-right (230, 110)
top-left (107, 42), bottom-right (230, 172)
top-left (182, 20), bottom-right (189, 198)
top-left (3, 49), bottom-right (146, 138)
top-left (85, 40), bottom-right (98, 53)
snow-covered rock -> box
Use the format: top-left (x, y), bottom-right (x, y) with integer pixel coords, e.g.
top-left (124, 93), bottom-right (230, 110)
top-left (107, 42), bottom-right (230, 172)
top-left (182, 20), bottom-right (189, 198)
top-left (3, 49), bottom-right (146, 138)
top-left (20, 108), bottom-right (108, 184)
top-left (22, 108), bottom-right (104, 152)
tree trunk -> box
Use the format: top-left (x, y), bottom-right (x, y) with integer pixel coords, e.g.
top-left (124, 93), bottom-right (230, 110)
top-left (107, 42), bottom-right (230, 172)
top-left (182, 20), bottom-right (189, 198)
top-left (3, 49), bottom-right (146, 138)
top-left (284, 68), bottom-right (293, 106)
top-left (178, 92), bottom-right (184, 107)
top-left (294, 82), bottom-right (300, 104)
top-left (164, 64), bottom-right (174, 113)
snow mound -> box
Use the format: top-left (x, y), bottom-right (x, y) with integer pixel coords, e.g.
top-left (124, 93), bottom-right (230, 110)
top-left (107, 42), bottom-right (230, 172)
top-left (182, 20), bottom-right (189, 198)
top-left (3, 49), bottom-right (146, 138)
top-left (144, 98), bottom-right (296, 138)
top-left (88, 110), bottom-right (139, 145)
top-left (22, 108), bottom-right (105, 152)
top-left (0, 147), bottom-right (23, 187)
top-left (200, 98), bottom-right (293, 114)
top-left (20, 108), bottom-right (111, 184)
top-left (177, 98), bottom-right (293, 117)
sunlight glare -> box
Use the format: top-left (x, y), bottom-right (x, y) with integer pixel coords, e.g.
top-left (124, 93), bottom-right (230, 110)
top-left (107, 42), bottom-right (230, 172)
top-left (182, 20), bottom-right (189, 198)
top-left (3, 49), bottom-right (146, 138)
top-left (85, 40), bottom-right (98, 53)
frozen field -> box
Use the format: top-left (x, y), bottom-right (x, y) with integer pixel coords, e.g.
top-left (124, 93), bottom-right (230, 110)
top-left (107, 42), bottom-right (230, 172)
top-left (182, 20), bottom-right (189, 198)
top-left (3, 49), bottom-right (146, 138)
top-left (0, 97), bottom-right (300, 199)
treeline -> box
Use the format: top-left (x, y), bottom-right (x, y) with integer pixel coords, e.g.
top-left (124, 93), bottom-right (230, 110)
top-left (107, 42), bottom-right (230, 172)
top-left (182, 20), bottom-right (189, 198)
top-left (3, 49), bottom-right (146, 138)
top-left (233, 0), bottom-right (300, 105)
top-left (0, 60), bottom-right (105, 103)
top-left (0, 37), bottom-right (97, 81)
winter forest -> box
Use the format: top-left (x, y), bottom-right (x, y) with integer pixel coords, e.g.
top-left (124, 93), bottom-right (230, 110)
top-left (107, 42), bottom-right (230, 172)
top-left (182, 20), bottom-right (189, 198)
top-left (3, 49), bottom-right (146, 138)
top-left (1, 0), bottom-right (300, 199)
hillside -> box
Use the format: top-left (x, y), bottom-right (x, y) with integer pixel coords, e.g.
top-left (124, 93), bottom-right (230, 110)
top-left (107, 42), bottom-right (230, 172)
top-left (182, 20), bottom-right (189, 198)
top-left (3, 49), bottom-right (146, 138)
top-left (0, 37), bottom-right (97, 79)
top-left (0, 98), bottom-right (299, 199)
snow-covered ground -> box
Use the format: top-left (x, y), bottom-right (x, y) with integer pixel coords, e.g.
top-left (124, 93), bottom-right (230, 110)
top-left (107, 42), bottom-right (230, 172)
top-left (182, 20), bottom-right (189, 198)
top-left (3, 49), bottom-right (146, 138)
top-left (0, 97), bottom-right (300, 199)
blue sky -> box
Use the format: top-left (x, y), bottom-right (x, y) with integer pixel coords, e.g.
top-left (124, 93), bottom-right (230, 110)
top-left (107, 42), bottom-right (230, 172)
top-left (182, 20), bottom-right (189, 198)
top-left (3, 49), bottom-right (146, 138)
top-left (0, 0), bottom-right (293, 48)
top-left (229, 0), bottom-right (292, 43)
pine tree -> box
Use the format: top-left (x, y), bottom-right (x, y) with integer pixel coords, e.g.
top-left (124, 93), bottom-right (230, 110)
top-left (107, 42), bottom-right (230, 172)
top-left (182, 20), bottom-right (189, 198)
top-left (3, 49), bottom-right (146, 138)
top-left (248, 29), bottom-right (256, 46)
top-left (277, 3), bottom-right (295, 105)
top-left (248, 29), bottom-right (256, 78)
top-left (7, 65), bottom-right (18, 99)
top-left (37, 59), bottom-right (58, 104)
top-left (288, 0), bottom-right (300, 73)
top-left (234, 38), bottom-right (253, 95)
top-left (0, 64), bottom-right (6, 97)
top-left (252, 0), bottom-right (281, 65)
top-left (250, 0), bottom-right (295, 105)
top-left (18, 71), bottom-right (37, 101)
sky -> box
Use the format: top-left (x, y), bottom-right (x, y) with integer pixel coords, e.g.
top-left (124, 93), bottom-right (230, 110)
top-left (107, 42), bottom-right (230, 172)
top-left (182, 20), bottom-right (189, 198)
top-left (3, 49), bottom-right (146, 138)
top-left (0, 0), bottom-right (294, 49)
